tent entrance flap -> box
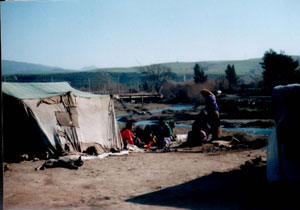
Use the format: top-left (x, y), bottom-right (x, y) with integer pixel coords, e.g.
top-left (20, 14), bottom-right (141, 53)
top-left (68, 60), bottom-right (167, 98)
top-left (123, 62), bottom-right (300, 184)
top-left (42, 92), bottom-right (79, 128)
top-left (55, 111), bottom-right (79, 127)
top-left (40, 92), bottom-right (81, 152)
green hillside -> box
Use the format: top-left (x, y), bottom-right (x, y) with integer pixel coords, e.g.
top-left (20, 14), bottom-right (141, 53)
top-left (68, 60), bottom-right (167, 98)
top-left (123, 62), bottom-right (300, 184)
top-left (86, 56), bottom-right (300, 75)
top-left (89, 67), bottom-right (138, 73)
top-left (3, 56), bottom-right (300, 89)
top-left (86, 58), bottom-right (264, 76)
top-left (160, 58), bottom-right (263, 75)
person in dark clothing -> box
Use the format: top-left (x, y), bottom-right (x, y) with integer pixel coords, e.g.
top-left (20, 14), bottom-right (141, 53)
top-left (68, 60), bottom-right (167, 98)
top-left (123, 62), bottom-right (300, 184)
top-left (182, 111), bottom-right (208, 147)
top-left (192, 110), bottom-right (210, 136)
top-left (200, 89), bottom-right (222, 140)
top-left (155, 117), bottom-right (172, 148)
top-left (142, 125), bottom-right (157, 148)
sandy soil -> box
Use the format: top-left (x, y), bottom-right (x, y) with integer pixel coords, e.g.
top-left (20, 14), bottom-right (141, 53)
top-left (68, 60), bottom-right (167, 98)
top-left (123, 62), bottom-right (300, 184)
top-left (4, 101), bottom-right (280, 210)
top-left (4, 148), bottom-right (269, 210)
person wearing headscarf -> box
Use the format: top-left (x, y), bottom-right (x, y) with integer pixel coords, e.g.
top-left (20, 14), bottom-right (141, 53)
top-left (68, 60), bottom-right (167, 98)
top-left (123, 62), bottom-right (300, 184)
top-left (200, 89), bottom-right (222, 140)
top-left (155, 117), bottom-right (172, 148)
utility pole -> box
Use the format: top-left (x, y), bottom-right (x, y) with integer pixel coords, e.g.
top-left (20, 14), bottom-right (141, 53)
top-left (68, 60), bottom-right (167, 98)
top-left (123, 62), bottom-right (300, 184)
top-left (107, 74), bottom-right (110, 94)
top-left (117, 74), bottom-right (120, 93)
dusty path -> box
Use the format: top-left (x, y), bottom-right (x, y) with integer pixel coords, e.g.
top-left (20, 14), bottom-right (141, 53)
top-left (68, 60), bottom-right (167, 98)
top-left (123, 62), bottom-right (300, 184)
top-left (4, 149), bottom-right (267, 210)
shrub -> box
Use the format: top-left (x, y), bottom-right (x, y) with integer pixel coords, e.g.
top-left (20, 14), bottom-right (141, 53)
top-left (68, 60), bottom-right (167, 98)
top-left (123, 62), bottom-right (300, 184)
top-left (161, 79), bottom-right (218, 105)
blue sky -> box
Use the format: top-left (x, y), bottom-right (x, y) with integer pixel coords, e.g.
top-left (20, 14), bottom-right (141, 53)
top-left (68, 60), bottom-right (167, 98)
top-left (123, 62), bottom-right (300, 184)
top-left (2, 0), bottom-right (300, 69)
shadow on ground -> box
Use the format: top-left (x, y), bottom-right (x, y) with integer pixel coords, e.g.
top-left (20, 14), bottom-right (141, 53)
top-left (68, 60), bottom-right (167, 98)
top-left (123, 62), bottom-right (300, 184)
top-left (127, 165), bottom-right (299, 210)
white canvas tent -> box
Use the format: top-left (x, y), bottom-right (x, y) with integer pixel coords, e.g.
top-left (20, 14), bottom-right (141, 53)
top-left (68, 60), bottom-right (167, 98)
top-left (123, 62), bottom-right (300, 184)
top-left (2, 82), bottom-right (123, 160)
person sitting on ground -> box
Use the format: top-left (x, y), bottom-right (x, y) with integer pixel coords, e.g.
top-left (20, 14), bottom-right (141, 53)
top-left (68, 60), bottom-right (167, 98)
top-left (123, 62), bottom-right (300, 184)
top-left (121, 122), bottom-right (145, 149)
top-left (134, 126), bottom-right (155, 149)
top-left (155, 117), bottom-right (172, 148)
top-left (200, 89), bottom-right (222, 140)
top-left (180, 112), bottom-right (208, 147)
top-left (186, 127), bottom-right (207, 147)
top-left (141, 125), bottom-right (157, 148)
top-left (168, 121), bottom-right (176, 141)
top-left (121, 122), bottom-right (135, 148)
top-left (193, 110), bottom-right (211, 140)
top-left (134, 126), bottom-right (145, 142)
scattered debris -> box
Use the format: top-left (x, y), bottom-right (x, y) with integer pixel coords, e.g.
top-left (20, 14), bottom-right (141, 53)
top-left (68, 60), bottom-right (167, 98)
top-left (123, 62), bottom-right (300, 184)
top-left (84, 146), bottom-right (99, 156)
top-left (126, 144), bottom-right (145, 153)
top-left (211, 140), bottom-right (232, 148)
top-left (20, 154), bottom-right (29, 161)
top-left (240, 156), bottom-right (265, 171)
top-left (35, 155), bottom-right (84, 171)
top-left (176, 134), bottom-right (188, 143)
top-left (3, 163), bottom-right (11, 172)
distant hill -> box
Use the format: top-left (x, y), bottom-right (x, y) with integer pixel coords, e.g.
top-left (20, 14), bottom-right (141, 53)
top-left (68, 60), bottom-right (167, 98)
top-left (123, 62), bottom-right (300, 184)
top-left (89, 56), bottom-right (300, 75)
top-left (1, 60), bottom-right (76, 75)
top-left (89, 58), bottom-right (265, 75)
top-left (3, 55), bottom-right (300, 76)
top-left (80, 65), bottom-right (99, 71)
top-left (3, 55), bottom-right (299, 88)
top-left (160, 58), bottom-right (264, 75)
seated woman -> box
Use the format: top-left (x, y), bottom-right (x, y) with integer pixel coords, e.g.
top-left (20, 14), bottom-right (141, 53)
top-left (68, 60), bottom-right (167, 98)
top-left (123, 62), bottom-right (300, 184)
top-left (142, 125), bottom-right (157, 148)
top-left (154, 117), bottom-right (172, 148)
top-left (121, 122), bottom-right (145, 148)
top-left (180, 111), bottom-right (208, 147)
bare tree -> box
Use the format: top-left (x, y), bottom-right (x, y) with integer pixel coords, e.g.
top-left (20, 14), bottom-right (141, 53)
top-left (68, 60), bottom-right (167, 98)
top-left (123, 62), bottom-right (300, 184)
top-left (139, 64), bottom-right (173, 93)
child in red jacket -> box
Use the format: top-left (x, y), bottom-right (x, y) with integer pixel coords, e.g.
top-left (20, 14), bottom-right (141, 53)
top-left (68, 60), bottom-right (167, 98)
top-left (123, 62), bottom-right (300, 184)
top-left (121, 122), bottom-right (135, 147)
top-left (121, 122), bottom-right (145, 148)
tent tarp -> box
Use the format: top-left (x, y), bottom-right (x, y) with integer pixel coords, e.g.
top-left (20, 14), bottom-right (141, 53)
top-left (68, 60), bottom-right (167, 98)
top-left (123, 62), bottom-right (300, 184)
top-left (2, 82), bottom-right (104, 99)
top-left (2, 82), bottom-right (123, 159)
top-left (23, 96), bottom-right (122, 154)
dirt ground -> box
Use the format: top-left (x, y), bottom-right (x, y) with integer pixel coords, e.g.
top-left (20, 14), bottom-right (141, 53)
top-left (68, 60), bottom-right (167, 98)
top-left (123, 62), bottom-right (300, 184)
top-left (4, 147), bottom-right (269, 210)
top-left (4, 101), bottom-right (283, 210)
